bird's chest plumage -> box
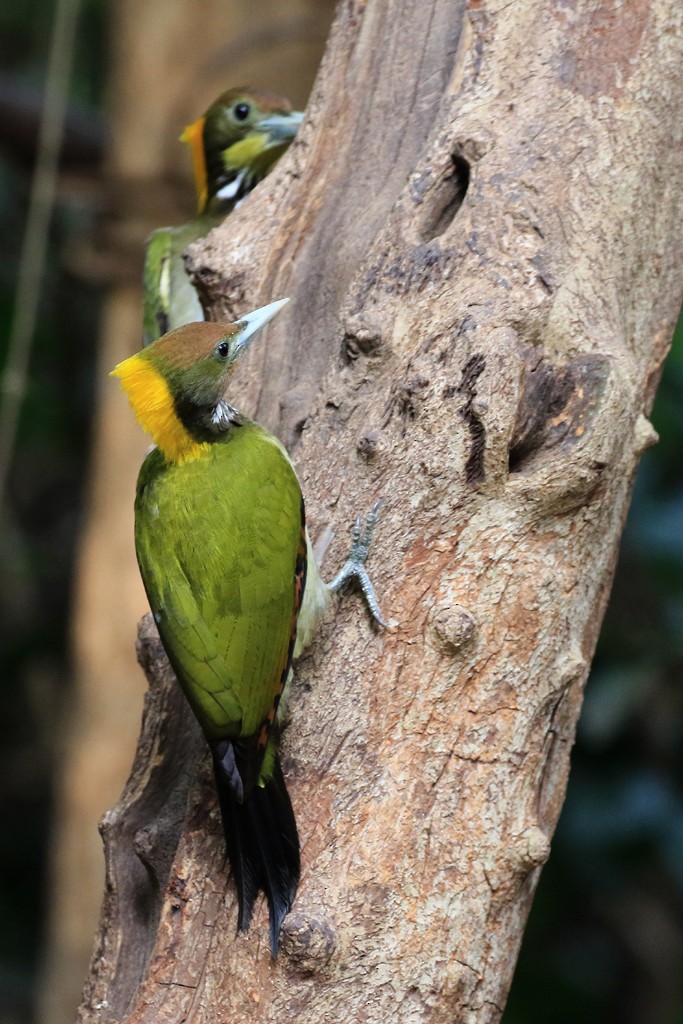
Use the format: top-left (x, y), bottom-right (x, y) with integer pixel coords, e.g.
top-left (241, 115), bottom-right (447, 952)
top-left (134, 427), bottom-right (304, 739)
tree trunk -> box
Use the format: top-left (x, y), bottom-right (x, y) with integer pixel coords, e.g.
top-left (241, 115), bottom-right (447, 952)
top-left (78, 0), bottom-right (683, 1021)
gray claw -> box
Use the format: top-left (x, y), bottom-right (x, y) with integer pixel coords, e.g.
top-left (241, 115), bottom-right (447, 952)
top-left (328, 500), bottom-right (385, 627)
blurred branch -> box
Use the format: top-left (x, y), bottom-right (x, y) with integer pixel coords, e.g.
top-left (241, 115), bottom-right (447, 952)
top-left (0, 0), bottom-right (82, 515)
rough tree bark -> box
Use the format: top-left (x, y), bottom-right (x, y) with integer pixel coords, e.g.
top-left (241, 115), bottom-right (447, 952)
top-left (78, 0), bottom-right (683, 1021)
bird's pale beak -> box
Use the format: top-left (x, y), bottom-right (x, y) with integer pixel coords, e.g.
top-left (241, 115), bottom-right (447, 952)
top-left (234, 298), bottom-right (290, 355)
top-left (257, 111), bottom-right (304, 143)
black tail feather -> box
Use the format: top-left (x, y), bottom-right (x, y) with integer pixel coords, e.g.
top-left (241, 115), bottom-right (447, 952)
top-left (211, 748), bottom-right (300, 956)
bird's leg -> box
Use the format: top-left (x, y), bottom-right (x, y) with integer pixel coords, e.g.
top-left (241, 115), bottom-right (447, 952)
top-left (328, 501), bottom-right (386, 627)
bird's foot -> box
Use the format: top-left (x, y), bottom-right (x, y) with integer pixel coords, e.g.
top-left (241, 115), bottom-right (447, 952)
top-left (328, 500), bottom-right (386, 627)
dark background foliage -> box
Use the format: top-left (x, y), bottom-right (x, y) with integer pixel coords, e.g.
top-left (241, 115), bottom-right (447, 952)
top-left (0, 2), bottom-right (105, 1018)
top-left (0, 2), bottom-right (681, 1021)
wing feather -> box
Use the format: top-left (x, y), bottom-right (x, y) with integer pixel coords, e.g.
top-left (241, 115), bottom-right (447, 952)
top-left (135, 429), bottom-right (303, 744)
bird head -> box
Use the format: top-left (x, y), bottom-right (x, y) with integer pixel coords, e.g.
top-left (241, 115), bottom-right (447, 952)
top-left (112, 298), bottom-right (289, 463)
top-left (180, 87), bottom-right (303, 213)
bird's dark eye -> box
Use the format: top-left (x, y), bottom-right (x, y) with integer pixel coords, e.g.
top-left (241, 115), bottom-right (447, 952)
top-left (233, 102), bottom-right (250, 122)
top-left (216, 341), bottom-right (230, 358)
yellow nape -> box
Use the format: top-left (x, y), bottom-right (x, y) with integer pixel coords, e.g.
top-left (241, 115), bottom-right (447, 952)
top-left (111, 353), bottom-right (209, 464)
top-left (180, 115), bottom-right (208, 213)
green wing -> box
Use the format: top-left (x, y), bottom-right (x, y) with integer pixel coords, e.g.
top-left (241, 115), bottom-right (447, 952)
top-left (134, 427), bottom-right (303, 743)
top-left (142, 220), bottom-right (211, 346)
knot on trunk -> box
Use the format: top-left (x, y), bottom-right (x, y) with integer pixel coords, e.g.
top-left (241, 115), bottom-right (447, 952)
top-left (279, 912), bottom-right (337, 973)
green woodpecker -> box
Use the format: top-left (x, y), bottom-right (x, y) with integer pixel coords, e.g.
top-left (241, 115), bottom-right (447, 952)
top-left (143, 89), bottom-right (303, 346)
top-left (112, 301), bottom-right (383, 955)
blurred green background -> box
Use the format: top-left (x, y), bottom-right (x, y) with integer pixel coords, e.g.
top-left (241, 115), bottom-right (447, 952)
top-left (1, 2), bottom-right (682, 1022)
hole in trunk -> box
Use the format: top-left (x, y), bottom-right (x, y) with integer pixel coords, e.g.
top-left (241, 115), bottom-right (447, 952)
top-left (419, 152), bottom-right (470, 241)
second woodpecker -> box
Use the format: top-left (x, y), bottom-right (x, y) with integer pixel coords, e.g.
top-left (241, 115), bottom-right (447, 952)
top-left (143, 88), bottom-right (303, 345)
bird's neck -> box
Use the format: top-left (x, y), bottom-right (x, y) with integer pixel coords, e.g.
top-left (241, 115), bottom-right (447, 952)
top-left (174, 395), bottom-right (246, 443)
top-left (113, 352), bottom-right (243, 464)
top-left (204, 161), bottom-right (255, 213)
top-left (204, 137), bottom-right (285, 213)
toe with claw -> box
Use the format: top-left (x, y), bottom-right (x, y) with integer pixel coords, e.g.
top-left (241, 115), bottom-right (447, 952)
top-left (328, 500), bottom-right (385, 627)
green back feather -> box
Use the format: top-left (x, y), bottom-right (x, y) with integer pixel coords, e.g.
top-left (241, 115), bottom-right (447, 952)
top-left (142, 216), bottom-right (222, 346)
top-left (135, 423), bottom-right (303, 760)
